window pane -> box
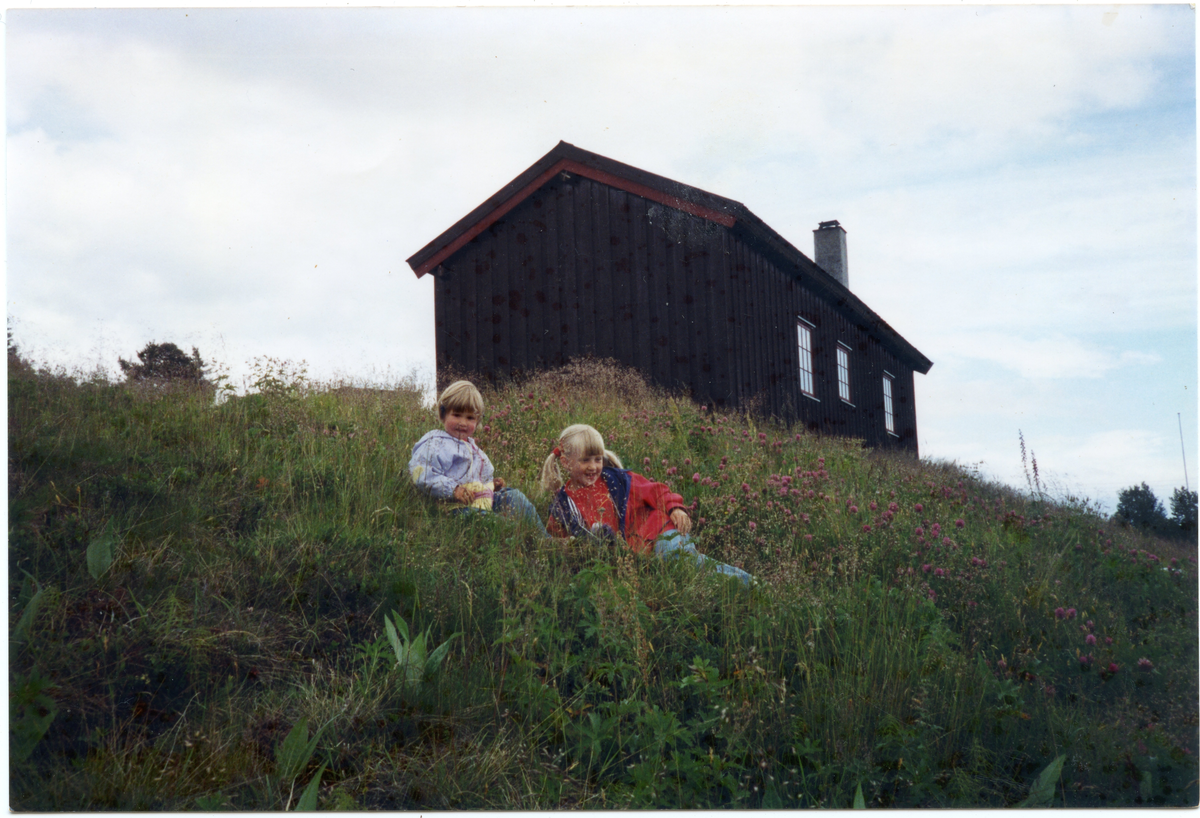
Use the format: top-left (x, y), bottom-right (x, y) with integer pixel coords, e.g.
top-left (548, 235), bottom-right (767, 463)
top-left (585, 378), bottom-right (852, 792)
top-left (797, 323), bottom-right (814, 396)
top-left (837, 347), bottom-right (850, 402)
top-left (883, 376), bottom-right (895, 433)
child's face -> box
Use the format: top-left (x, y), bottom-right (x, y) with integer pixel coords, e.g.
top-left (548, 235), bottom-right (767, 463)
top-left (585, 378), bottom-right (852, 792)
top-left (442, 408), bottom-right (479, 441)
top-left (564, 452), bottom-right (605, 487)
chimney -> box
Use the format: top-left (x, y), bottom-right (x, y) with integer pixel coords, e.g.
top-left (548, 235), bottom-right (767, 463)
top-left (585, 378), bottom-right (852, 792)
top-left (813, 220), bottom-right (848, 288)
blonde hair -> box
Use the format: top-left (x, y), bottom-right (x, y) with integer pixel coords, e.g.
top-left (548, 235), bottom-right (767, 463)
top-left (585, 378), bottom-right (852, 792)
top-left (438, 380), bottom-right (484, 419)
top-left (540, 423), bottom-right (623, 493)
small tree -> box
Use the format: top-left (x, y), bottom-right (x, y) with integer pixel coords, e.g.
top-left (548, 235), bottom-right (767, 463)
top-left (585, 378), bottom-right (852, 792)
top-left (1114, 482), bottom-right (1169, 534)
top-left (1169, 487), bottom-right (1198, 540)
top-left (119, 342), bottom-right (208, 384)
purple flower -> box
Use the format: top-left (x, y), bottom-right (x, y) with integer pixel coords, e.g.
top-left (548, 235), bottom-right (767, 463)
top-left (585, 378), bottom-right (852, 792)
top-left (922, 564), bottom-right (932, 573)
top-left (1067, 608), bottom-right (1077, 619)
top-left (1085, 634), bottom-right (1096, 646)
top-left (749, 521), bottom-right (757, 531)
top-left (862, 524), bottom-right (872, 533)
top-left (915, 526), bottom-right (925, 537)
top-left (914, 503), bottom-right (923, 512)
top-left (1137, 658), bottom-right (1154, 671)
top-left (643, 457), bottom-right (651, 466)
top-left (1055, 607), bottom-right (1066, 620)
top-left (955, 518), bottom-right (965, 529)
top-left (849, 505), bottom-right (859, 514)
top-left (692, 472), bottom-right (701, 483)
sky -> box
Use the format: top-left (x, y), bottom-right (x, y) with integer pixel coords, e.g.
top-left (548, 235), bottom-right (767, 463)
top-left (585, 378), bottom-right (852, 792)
top-left (5, 3), bottom-right (1197, 516)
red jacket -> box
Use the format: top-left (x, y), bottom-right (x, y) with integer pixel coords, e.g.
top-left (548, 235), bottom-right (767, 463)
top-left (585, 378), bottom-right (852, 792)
top-left (548, 467), bottom-right (686, 554)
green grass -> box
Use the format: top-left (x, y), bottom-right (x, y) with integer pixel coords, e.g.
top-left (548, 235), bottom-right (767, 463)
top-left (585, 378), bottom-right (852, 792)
top-left (8, 356), bottom-right (1198, 808)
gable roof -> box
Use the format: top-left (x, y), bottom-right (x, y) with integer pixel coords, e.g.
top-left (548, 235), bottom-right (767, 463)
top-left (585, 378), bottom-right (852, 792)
top-left (407, 141), bottom-right (932, 374)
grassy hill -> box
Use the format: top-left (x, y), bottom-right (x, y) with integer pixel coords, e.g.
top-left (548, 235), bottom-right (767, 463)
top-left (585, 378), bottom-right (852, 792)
top-left (8, 356), bottom-right (1198, 809)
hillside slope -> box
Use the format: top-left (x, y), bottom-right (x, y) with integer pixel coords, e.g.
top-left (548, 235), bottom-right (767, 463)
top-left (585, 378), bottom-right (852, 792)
top-left (8, 358), bottom-right (1198, 808)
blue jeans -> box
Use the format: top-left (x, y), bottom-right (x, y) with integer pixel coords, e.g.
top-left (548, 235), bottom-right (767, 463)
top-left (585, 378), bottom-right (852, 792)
top-left (455, 487), bottom-right (550, 538)
top-left (654, 530), bottom-right (753, 587)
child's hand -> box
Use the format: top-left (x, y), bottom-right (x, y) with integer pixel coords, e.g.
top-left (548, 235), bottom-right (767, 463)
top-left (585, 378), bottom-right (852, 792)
top-left (493, 477), bottom-right (506, 490)
top-left (453, 485), bottom-right (473, 505)
top-left (669, 509), bottom-right (693, 535)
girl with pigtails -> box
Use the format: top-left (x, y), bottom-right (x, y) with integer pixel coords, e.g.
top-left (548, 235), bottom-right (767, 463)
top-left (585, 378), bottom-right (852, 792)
top-left (540, 424), bottom-right (752, 586)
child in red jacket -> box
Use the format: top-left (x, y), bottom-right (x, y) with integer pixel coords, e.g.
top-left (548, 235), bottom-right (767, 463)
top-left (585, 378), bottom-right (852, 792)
top-left (540, 423), bottom-right (752, 586)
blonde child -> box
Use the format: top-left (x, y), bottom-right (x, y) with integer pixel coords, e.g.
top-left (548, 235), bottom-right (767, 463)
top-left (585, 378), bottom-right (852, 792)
top-left (540, 423), bottom-right (752, 586)
top-left (409, 380), bottom-right (545, 532)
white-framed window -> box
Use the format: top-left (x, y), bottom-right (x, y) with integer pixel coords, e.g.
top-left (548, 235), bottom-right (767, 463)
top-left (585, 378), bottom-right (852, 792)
top-left (797, 318), bottom-right (816, 398)
top-left (883, 372), bottom-right (896, 435)
top-left (836, 343), bottom-right (852, 403)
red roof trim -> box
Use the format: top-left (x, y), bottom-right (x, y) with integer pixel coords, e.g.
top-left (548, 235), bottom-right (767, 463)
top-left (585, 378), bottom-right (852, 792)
top-left (411, 157), bottom-right (736, 278)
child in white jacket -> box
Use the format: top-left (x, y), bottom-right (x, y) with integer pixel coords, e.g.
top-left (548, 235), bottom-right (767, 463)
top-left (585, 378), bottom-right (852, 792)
top-left (408, 380), bottom-right (545, 533)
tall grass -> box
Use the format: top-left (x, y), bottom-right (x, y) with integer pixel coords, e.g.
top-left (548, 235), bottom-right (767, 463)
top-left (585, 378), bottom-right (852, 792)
top-left (9, 356), bottom-right (1198, 808)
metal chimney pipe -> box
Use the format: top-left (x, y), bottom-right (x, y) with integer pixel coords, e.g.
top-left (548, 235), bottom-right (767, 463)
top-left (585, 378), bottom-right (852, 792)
top-left (814, 220), bottom-right (849, 288)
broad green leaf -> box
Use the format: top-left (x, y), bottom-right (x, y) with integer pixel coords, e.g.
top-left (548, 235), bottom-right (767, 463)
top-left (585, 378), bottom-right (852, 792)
top-left (853, 783), bottom-right (866, 809)
top-left (425, 632), bottom-right (462, 677)
top-left (10, 672), bottom-right (57, 763)
top-left (87, 521), bottom-right (117, 580)
top-left (13, 585), bottom-right (46, 643)
top-left (384, 614), bottom-right (405, 663)
top-left (275, 717), bottom-right (324, 783)
top-left (296, 763), bottom-right (326, 811)
top-left (1016, 753), bottom-right (1064, 808)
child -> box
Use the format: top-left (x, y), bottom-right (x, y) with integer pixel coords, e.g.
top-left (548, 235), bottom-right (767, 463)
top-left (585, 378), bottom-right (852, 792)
top-left (540, 423), bottom-right (752, 586)
top-left (409, 380), bottom-right (545, 533)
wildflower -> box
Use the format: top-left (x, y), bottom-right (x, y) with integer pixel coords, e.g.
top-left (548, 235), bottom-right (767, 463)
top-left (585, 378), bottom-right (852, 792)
top-left (955, 518), bottom-right (965, 529)
top-left (804, 534), bottom-right (813, 542)
top-left (915, 527), bottom-right (925, 537)
top-left (942, 537), bottom-right (953, 547)
top-left (914, 503), bottom-right (923, 512)
top-left (922, 564), bottom-right (932, 573)
top-left (1085, 634), bottom-right (1096, 646)
top-left (1055, 607), bottom-right (1066, 620)
top-left (1105, 636), bottom-right (1113, 645)
top-left (1107, 662), bottom-right (1119, 674)
top-left (749, 522), bottom-right (757, 531)
top-left (849, 505), bottom-right (859, 514)
top-left (1137, 658), bottom-right (1154, 671)
top-left (934, 567), bottom-right (945, 577)
top-left (862, 524), bottom-right (872, 533)
top-left (1066, 608), bottom-right (1077, 619)
top-left (1086, 620), bottom-right (1094, 629)
top-left (643, 457), bottom-right (651, 465)
top-left (692, 472), bottom-right (701, 483)
top-left (1079, 654), bottom-right (1093, 667)
top-left (869, 502), bottom-right (878, 511)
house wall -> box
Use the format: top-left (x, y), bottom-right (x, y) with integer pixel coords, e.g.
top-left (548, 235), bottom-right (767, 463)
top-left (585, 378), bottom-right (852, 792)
top-left (432, 173), bottom-right (919, 453)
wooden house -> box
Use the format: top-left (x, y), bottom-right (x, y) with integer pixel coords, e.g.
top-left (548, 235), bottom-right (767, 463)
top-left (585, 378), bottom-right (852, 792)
top-left (407, 141), bottom-right (932, 453)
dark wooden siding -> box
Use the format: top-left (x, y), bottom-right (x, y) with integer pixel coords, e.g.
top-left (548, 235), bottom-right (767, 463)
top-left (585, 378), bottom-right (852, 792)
top-left (433, 172), bottom-right (920, 454)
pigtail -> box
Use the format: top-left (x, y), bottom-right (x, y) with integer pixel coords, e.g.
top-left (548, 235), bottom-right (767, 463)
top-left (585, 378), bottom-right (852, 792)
top-left (603, 449), bottom-right (623, 469)
top-left (540, 452), bottom-right (565, 494)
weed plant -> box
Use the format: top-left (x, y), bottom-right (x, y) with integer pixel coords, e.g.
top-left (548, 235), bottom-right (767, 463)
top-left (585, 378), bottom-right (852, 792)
top-left (9, 356), bottom-right (1198, 808)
